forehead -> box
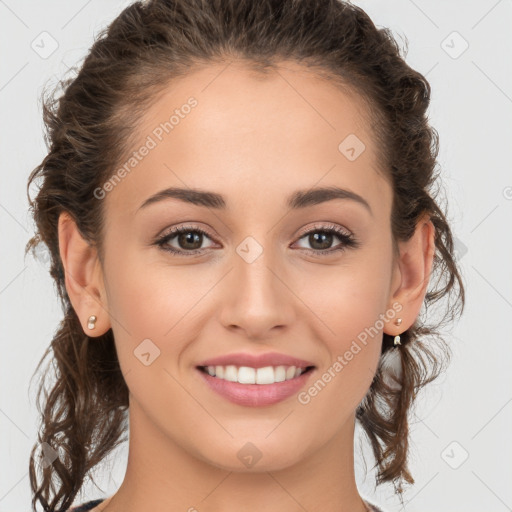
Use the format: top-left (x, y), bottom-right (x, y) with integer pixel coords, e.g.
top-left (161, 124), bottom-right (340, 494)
top-left (104, 60), bottom-right (391, 219)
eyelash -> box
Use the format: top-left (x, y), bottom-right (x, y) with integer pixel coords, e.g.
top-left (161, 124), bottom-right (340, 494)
top-left (154, 223), bottom-right (360, 257)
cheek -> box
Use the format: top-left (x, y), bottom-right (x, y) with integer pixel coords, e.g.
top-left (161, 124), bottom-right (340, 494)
top-left (101, 247), bottom-right (179, 364)
top-left (297, 283), bottom-right (385, 418)
top-left (102, 246), bottom-right (215, 373)
top-left (293, 248), bottom-right (392, 398)
top-left (103, 242), bottom-right (189, 331)
top-left (298, 250), bottom-right (392, 344)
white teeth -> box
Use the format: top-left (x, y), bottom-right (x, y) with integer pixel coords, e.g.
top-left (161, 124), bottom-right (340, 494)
top-left (238, 366), bottom-right (256, 384)
top-left (256, 366), bottom-right (274, 384)
top-left (203, 364), bottom-right (309, 384)
top-left (274, 366), bottom-right (286, 382)
top-left (224, 365), bottom-right (238, 382)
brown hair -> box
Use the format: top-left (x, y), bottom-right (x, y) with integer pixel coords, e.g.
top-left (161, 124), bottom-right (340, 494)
top-left (25, 0), bottom-right (465, 510)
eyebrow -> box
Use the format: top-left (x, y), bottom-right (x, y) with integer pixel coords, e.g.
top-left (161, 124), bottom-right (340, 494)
top-left (137, 185), bottom-right (373, 216)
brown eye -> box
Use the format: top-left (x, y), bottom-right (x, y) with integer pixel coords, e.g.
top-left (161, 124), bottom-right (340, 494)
top-left (294, 224), bottom-right (359, 255)
top-left (175, 231), bottom-right (203, 250)
top-left (307, 231), bottom-right (335, 251)
top-left (156, 226), bottom-right (216, 255)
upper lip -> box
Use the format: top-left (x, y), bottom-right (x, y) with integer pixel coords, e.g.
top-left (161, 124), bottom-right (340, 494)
top-left (197, 352), bottom-right (316, 369)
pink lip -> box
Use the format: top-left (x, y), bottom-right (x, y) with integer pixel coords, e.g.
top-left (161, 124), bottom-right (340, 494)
top-left (196, 352), bottom-right (315, 369)
top-left (196, 367), bottom-right (316, 407)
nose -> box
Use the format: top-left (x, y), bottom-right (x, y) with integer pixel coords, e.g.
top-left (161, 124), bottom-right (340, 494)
top-left (217, 243), bottom-right (296, 340)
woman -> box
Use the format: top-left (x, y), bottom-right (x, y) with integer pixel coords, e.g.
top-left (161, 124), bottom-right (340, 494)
top-left (26, 1), bottom-right (465, 511)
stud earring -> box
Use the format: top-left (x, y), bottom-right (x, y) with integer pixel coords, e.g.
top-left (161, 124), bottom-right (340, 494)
top-left (87, 315), bottom-right (97, 330)
top-left (393, 318), bottom-right (402, 346)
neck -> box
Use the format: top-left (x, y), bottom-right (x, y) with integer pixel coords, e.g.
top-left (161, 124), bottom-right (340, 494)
top-left (102, 397), bottom-right (369, 512)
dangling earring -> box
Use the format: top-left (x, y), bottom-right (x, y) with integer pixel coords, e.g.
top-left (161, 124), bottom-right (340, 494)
top-left (87, 315), bottom-right (97, 330)
top-left (394, 317), bottom-right (402, 346)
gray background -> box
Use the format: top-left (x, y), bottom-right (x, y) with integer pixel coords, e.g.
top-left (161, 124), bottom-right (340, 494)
top-left (1, 1), bottom-right (511, 511)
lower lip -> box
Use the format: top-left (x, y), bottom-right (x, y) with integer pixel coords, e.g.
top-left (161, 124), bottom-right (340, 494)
top-left (196, 367), bottom-right (315, 407)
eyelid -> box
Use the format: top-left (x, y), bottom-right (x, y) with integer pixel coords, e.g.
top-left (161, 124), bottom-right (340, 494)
top-left (157, 223), bottom-right (217, 241)
top-left (154, 221), bottom-right (359, 256)
top-left (295, 222), bottom-right (352, 239)
top-left (156, 222), bottom-right (352, 244)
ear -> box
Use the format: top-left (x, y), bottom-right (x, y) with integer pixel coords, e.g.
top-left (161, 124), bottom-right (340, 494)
top-left (58, 211), bottom-right (111, 336)
top-left (385, 214), bottom-right (436, 337)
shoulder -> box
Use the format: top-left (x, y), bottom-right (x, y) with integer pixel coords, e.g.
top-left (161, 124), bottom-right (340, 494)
top-left (68, 497), bottom-right (383, 512)
top-left (363, 499), bottom-right (388, 512)
top-left (68, 498), bottom-right (105, 512)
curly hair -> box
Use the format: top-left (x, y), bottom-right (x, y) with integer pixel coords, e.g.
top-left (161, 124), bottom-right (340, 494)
top-left (25, 0), bottom-right (465, 510)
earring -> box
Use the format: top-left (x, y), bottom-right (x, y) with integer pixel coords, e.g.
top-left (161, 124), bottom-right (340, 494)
top-left (87, 315), bottom-right (97, 330)
top-left (394, 318), bottom-right (402, 346)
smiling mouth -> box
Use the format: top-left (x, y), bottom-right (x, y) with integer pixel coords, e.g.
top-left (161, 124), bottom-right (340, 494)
top-left (197, 365), bottom-right (315, 385)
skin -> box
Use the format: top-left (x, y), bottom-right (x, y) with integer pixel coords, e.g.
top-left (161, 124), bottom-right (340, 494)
top-left (58, 60), bottom-right (435, 512)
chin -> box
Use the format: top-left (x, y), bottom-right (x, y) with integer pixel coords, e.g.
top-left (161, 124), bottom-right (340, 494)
top-left (195, 439), bottom-right (310, 473)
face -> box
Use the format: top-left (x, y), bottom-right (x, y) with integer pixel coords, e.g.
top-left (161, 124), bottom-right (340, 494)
top-left (96, 60), bottom-right (400, 471)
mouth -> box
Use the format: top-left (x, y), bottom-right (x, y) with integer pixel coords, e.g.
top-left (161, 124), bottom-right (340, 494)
top-left (195, 364), bottom-right (316, 406)
top-left (196, 364), bottom-right (316, 385)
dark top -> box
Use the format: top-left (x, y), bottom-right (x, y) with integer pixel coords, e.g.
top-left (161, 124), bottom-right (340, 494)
top-left (69, 499), bottom-right (104, 512)
top-left (69, 497), bottom-right (386, 512)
